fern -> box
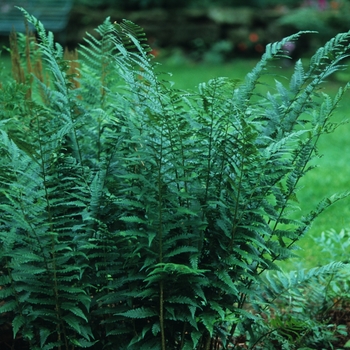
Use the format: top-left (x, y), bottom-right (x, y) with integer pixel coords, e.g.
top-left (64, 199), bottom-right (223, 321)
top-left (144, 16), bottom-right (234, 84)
top-left (248, 261), bottom-right (348, 349)
top-left (1, 10), bottom-right (350, 350)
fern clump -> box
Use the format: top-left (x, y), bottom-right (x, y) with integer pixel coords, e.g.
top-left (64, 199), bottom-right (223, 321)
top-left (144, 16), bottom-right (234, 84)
top-left (0, 8), bottom-right (349, 349)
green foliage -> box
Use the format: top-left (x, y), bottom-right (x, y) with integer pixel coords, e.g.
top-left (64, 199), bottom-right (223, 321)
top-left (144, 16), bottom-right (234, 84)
top-left (74, 0), bottom-right (302, 10)
top-left (314, 228), bottom-right (350, 263)
top-left (248, 230), bottom-right (350, 349)
top-left (0, 9), bottom-right (350, 349)
top-left (278, 1), bottom-right (350, 46)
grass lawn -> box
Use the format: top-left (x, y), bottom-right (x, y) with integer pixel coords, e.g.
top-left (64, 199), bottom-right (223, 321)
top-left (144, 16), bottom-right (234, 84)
top-left (156, 57), bottom-right (350, 270)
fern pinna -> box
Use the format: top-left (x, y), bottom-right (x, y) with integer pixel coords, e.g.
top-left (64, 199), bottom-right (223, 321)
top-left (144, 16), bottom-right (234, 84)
top-left (0, 8), bottom-right (350, 350)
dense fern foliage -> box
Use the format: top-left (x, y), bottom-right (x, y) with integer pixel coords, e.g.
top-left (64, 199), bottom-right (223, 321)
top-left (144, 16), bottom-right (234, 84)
top-left (0, 9), bottom-right (350, 349)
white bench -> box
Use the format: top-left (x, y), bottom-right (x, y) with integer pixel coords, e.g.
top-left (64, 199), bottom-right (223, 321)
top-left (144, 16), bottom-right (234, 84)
top-left (0, 0), bottom-right (72, 33)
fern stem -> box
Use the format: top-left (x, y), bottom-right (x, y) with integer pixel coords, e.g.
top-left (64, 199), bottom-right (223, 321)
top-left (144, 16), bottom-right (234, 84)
top-left (180, 322), bottom-right (187, 349)
top-left (156, 124), bottom-right (166, 350)
top-left (35, 115), bottom-right (69, 349)
top-left (250, 328), bottom-right (278, 349)
top-left (159, 280), bottom-right (166, 350)
top-left (204, 332), bottom-right (212, 350)
top-left (24, 22), bottom-right (33, 99)
top-left (203, 92), bottom-right (216, 206)
top-left (229, 144), bottom-right (246, 248)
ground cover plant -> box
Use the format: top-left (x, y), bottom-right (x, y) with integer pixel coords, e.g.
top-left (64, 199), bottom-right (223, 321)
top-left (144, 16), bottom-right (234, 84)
top-left (1, 8), bottom-right (350, 349)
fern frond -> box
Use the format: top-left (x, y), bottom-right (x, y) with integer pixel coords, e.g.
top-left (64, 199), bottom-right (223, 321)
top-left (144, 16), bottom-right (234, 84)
top-left (236, 31), bottom-right (315, 109)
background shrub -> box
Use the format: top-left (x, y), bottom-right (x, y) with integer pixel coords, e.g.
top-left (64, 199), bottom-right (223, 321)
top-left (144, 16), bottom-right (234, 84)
top-left (73, 0), bottom-right (303, 10)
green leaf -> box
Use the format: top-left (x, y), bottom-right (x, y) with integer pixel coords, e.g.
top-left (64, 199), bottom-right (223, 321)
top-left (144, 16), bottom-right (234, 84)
top-left (167, 295), bottom-right (199, 307)
top-left (119, 216), bottom-right (147, 224)
top-left (69, 338), bottom-right (99, 348)
top-left (0, 286), bottom-right (13, 299)
top-left (148, 232), bottom-right (156, 247)
top-left (12, 315), bottom-right (25, 338)
top-left (0, 300), bottom-right (17, 313)
top-left (200, 313), bottom-right (216, 337)
top-left (61, 303), bottom-right (88, 322)
top-left (119, 307), bottom-right (157, 319)
top-left (40, 328), bottom-right (52, 348)
top-left (209, 301), bottom-right (225, 320)
top-left (62, 314), bottom-right (81, 334)
top-left (190, 331), bottom-right (202, 348)
top-left (151, 322), bottom-right (160, 336)
top-left (216, 270), bottom-right (238, 294)
top-left (164, 246), bottom-right (198, 258)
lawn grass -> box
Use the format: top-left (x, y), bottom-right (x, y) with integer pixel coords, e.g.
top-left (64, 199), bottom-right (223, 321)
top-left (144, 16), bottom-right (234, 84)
top-left (156, 57), bottom-right (350, 270)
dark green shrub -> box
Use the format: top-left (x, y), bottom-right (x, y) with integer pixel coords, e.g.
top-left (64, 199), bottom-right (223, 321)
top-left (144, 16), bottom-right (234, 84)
top-left (0, 8), bottom-right (349, 349)
top-left (278, 1), bottom-right (350, 47)
top-left (74, 0), bottom-right (302, 10)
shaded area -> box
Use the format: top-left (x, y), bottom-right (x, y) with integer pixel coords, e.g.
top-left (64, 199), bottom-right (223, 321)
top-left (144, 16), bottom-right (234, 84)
top-left (1, 1), bottom-right (350, 60)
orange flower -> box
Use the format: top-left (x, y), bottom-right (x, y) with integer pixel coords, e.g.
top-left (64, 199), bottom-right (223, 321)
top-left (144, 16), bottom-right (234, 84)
top-left (249, 32), bottom-right (259, 43)
top-left (330, 0), bottom-right (339, 10)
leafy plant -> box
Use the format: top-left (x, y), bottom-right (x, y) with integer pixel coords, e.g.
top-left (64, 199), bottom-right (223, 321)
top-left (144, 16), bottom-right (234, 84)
top-left (0, 8), bottom-right (350, 350)
top-left (248, 228), bottom-right (350, 349)
top-left (251, 261), bottom-right (349, 349)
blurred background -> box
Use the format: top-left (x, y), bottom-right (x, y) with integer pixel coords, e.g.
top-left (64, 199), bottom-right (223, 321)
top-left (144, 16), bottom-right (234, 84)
top-left (1, 0), bottom-right (349, 62)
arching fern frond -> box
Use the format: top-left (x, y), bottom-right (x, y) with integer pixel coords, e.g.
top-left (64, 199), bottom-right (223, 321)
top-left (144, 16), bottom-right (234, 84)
top-left (235, 31), bottom-right (316, 110)
top-left (113, 19), bottom-right (151, 55)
